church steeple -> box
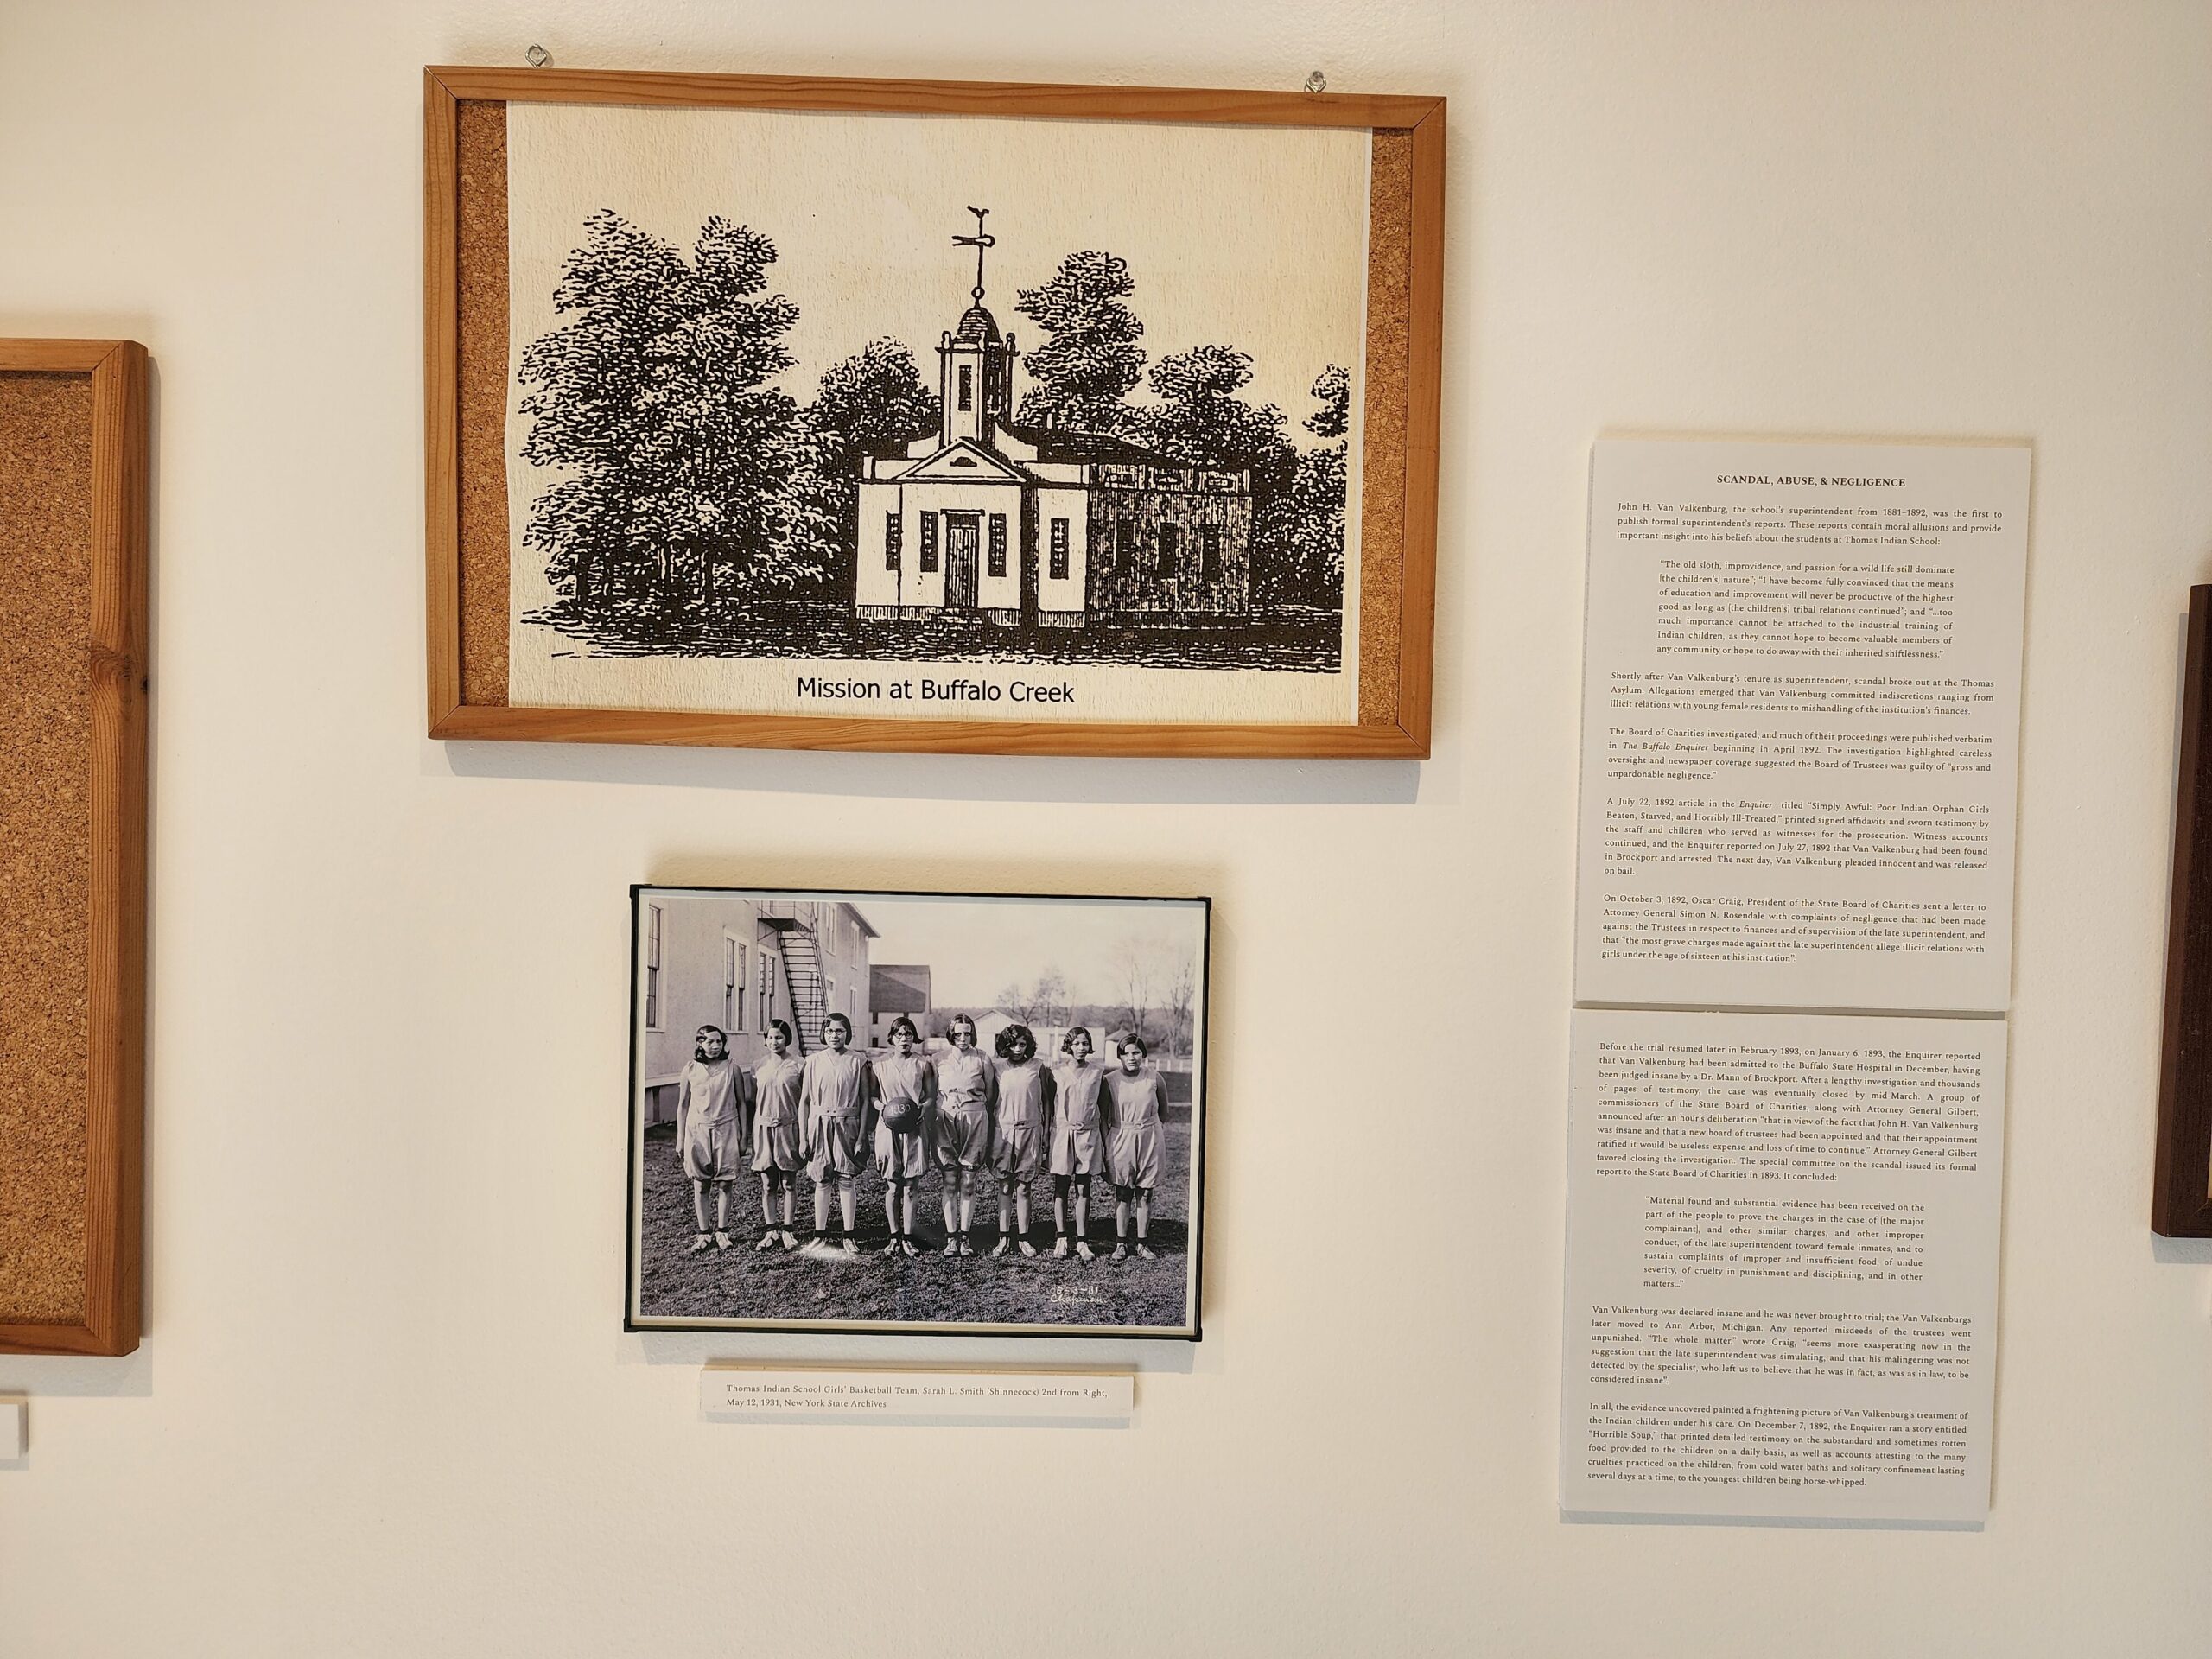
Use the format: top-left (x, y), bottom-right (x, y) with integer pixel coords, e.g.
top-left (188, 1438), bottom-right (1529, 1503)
top-left (938, 206), bottom-right (1016, 448)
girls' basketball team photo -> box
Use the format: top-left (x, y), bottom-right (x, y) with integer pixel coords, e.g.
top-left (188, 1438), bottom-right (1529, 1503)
top-left (626, 887), bottom-right (1209, 1337)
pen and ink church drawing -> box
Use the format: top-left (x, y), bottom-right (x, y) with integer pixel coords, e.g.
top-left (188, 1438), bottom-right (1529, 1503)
top-left (516, 200), bottom-right (1352, 671)
top-left (854, 210), bottom-right (1254, 629)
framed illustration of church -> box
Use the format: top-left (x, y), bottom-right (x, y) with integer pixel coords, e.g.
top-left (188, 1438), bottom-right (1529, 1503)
top-left (424, 67), bottom-right (1444, 757)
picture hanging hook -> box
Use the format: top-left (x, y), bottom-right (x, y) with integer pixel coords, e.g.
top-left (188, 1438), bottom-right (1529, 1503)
top-left (1304, 69), bottom-right (1326, 94)
top-left (524, 44), bottom-right (551, 67)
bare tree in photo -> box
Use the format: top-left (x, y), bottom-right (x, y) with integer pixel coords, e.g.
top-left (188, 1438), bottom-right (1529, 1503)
top-left (995, 966), bottom-right (1073, 1030)
top-left (1034, 966), bottom-right (1071, 1030)
top-left (1165, 951), bottom-right (1198, 1062)
top-left (1109, 932), bottom-right (1165, 1045)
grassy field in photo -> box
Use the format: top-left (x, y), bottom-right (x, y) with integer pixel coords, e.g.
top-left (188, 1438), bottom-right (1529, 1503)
top-left (635, 1102), bottom-right (1195, 1332)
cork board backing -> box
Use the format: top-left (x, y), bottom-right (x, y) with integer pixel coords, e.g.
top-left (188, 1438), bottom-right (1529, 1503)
top-left (0, 372), bottom-right (95, 1325)
top-left (431, 71), bottom-right (1443, 756)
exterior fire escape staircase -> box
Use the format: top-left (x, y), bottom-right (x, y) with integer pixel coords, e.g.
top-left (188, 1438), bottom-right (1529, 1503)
top-left (760, 906), bottom-right (830, 1053)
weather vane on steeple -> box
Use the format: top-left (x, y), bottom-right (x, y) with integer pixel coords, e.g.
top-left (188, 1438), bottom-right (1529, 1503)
top-left (953, 206), bottom-right (995, 304)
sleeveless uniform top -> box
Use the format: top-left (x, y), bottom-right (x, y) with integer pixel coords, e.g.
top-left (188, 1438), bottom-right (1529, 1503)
top-left (802, 1048), bottom-right (874, 1121)
top-left (1103, 1066), bottom-right (1166, 1130)
top-left (753, 1054), bottom-right (803, 1127)
top-left (1051, 1059), bottom-right (1106, 1129)
top-left (995, 1058), bottom-right (1051, 1131)
top-left (682, 1056), bottom-right (749, 1125)
top-left (933, 1048), bottom-right (995, 1117)
top-left (873, 1053), bottom-right (935, 1112)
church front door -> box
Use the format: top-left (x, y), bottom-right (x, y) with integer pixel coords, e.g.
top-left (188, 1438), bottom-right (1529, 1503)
top-left (944, 516), bottom-right (980, 608)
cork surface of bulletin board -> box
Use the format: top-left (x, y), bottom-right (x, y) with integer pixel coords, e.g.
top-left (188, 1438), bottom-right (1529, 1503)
top-left (0, 372), bottom-right (95, 1325)
top-left (0, 340), bottom-right (149, 1356)
top-left (426, 69), bottom-right (1444, 757)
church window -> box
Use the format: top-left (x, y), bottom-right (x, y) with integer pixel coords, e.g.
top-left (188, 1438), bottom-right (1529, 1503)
top-left (1157, 523), bottom-right (1180, 578)
top-left (1201, 524), bottom-right (1222, 582)
top-left (988, 514), bottom-right (1007, 577)
top-left (958, 365), bottom-right (973, 411)
top-left (1050, 519), bottom-right (1070, 581)
top-left (919, 512), bottom-right (939, 573)
top-left (885, 512), bottom-right (902, 570)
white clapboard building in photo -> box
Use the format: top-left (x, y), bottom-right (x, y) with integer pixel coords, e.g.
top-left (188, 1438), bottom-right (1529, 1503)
top-left (854, 214), bottom-right (1255, 629)
top-left (637, 894), bottom-right (876, 1125)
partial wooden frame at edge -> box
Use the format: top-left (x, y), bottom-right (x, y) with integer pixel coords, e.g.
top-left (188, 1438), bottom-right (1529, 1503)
top-left (2154, 586), bottom-right (2212, 1236)
top-left (0, 339), bottom-right (149, 1355)
top-left (423, 67), bottom-right (1443, 758)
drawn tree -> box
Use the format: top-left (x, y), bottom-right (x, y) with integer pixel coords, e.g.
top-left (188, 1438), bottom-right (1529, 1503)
top-left (760, 423), bottom-right (845, 597)
top-left (1128, 345), bottom-right (1290, 472)
top-left (1128, 344), bottom-right (1306, 602)
top-left (1285, 365), bottom-right (1350, 606)
top-left (1014, 251), bottom-right (1147, 435)
top-left (776, 339), bottom-right (937, 592)
top-left (518, 211), bottom-right (801, 613)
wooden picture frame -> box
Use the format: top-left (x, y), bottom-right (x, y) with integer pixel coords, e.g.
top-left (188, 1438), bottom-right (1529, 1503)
top-left (424, 67), bottom-right (1444, 757)
top-left (2155, 585), bottom-right (2212, 1235)
top-left (0, 339), bottom-right (149, 1355)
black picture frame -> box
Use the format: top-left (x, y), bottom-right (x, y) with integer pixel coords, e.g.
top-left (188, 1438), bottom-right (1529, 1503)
top-left (625, 884), bottom-right (1211, 1337)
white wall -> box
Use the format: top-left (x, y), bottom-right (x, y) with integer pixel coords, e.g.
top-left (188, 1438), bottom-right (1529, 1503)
top-left (3, 2), bottom-right (2210, 1653)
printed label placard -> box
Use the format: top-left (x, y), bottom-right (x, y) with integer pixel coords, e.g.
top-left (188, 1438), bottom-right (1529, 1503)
top-left (700, 1368), bottom-right (1134, 1427)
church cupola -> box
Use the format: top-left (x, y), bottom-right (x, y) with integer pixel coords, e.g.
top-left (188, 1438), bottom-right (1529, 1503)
top-left (938, 207), bottom-right (1017, 448)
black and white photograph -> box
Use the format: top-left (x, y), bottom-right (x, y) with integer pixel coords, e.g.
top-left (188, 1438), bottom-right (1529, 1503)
top-left (505, 102), bottom-right (1370, 728)
top-left (626, 886), bottom-right (1209, 1337)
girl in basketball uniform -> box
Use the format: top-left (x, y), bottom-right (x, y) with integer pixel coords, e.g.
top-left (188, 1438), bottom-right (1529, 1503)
top-left (676, 1024), bottom-right (753, 1252)
top-left (750, 1020), bottom-right (804, 1251)
top-left (990, 1023), bottom-right (1054, 1256)
top-left (800, 1013), bottom-right (877, 1256)
top-left (931, 1014), bottom-right (996, 1257)
top-left (1103, 1033), bottom-right (1167, 1261)
top-left (1048, 1027), bottom-right (1108, 1260)
top-left (872, 1016), bottom-right (935, 1257)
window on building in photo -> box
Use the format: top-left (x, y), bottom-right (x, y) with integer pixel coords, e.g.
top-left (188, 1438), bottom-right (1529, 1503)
top-left (1050, 518), bottom-right (1070, 581)
top-left (988, 513), bottom-right (1007, 577)
top-left (1116, 518), bottom-right (1139, 572)
top-left (724, 936), bottom-right (743, 1032)
top-left (757, 949), bottom-right (772, 1032)
top-left (957, 365), bottom-right (973, 410)
top-left (919, 512), bottom-right (939, 573)
top-left (1158, 522), bottom-right (1180, 578)
top-left (644, 904), bottom-right (663, 1029)
top-left (885, 512), bottom-right (901, 570)
top-left (1201, 523), bottom-right (1223, 583)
